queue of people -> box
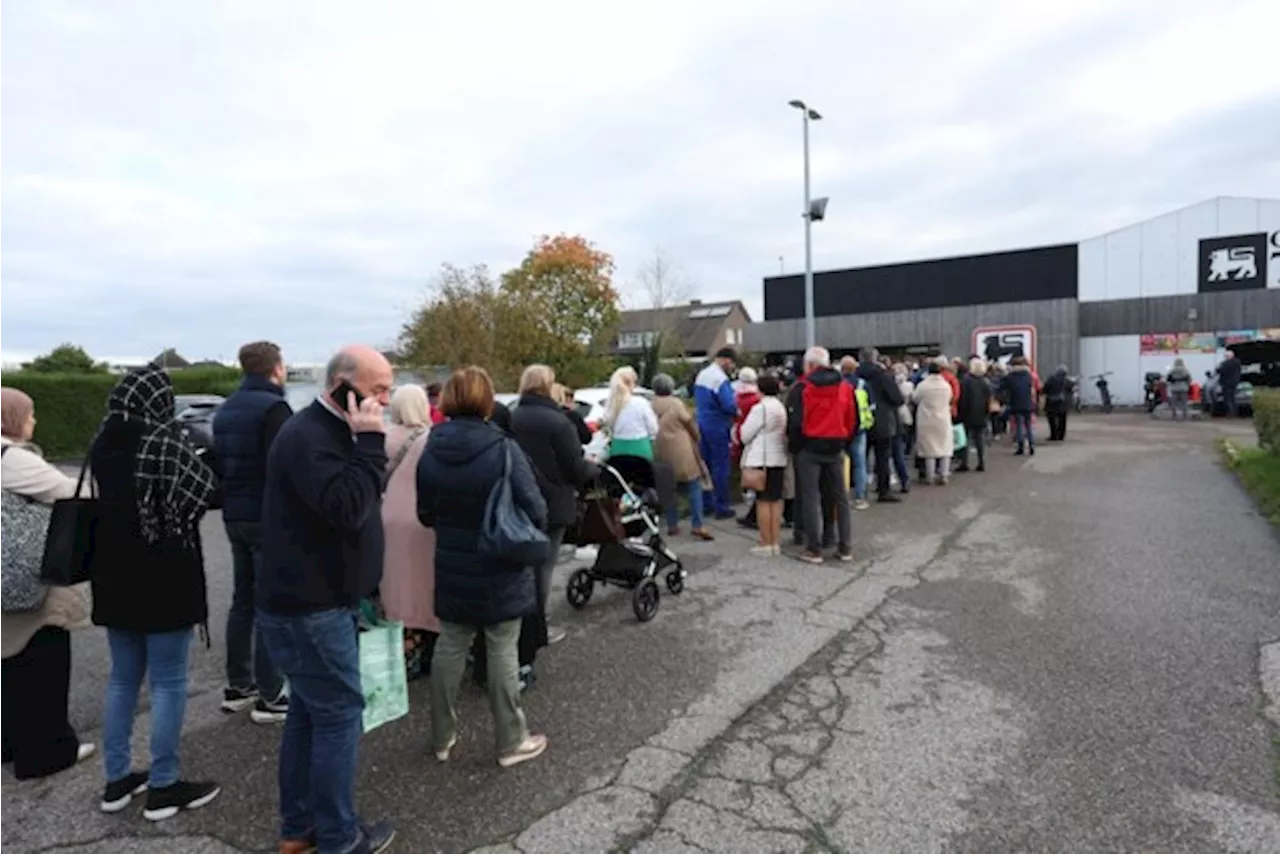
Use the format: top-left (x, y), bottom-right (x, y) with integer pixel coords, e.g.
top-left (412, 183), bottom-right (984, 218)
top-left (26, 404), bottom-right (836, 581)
top-left (3, 336), bottom-right (1077, 853)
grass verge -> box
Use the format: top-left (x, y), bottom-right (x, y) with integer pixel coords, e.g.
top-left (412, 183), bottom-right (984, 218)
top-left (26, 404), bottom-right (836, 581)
top-left (1219, 439), bottom-right (1280, 526)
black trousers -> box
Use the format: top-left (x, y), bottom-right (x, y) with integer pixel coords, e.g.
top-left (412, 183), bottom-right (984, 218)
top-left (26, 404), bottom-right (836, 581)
top-left (1048, 409), bottom-right (1068, 441)
top-left (2, 626), bottom-right (80, 780)
top-left (868, 434), bottom-right (892, 496)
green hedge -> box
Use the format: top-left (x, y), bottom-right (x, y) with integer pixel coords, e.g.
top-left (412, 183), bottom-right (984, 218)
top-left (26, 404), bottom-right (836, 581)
top-left (1255, 388), bottom-right (1280, 456)
top-left (1, 368), bottom-right (242, 459)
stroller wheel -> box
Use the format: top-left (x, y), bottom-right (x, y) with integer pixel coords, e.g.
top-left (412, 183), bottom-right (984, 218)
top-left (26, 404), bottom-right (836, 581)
top-left (665, 568), bottom-right (685, 595)
top-left (566, 569), bottom-right (594, 609)
top-left (632, 580), bottom-right (660, 622)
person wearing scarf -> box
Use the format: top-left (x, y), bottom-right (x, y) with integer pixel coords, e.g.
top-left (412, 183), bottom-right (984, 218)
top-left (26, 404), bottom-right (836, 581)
top-left (88, 364), bottom-right (222, 821)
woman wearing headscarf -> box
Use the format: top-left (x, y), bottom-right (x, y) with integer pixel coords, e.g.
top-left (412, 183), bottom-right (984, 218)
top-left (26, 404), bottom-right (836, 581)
top-left (380, 385), bottom-right (438, 680)
top-left (602, 366), bottom-right (658, 460)
top-left (89, 364), bottom-right (221, 820)
top-left (650, 373), bottom-right (713, 541)
top-left (1, 388), bottom-right (95, 780)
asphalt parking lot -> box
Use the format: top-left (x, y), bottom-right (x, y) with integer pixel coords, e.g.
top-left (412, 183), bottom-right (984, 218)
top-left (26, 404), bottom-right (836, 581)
top-left (3, 414), bottom-right (1277, 853)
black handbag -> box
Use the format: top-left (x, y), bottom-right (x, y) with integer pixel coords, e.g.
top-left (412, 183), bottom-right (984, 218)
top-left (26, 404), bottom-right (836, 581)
top-left (477, 440), bottom-right (550, 567)
top-left (40, 453), bottom-right (101, 586)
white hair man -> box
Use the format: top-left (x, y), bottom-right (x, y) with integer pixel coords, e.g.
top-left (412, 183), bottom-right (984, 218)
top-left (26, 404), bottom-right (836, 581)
top-left (783, 345), bottom-right (855, 564)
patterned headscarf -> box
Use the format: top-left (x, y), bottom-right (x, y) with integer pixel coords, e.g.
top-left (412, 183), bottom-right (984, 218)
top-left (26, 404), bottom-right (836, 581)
top-left (107, 364), bottom-right (217, 547)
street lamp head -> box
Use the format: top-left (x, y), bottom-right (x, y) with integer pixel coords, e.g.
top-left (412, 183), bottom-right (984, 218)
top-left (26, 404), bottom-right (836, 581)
top-left (788, 99), bottom-right (806, 110)
top-left (807, 108), bottom-right (822, 121)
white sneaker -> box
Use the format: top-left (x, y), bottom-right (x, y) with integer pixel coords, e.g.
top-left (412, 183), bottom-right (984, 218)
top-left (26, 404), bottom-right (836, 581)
top-left (854, 499), bottom-right (870, 511)
top-left (498, 734), bottom-right (548, 768)
top-left (76, 742), bottom-right (96, 763)
top-left (749, 545), bottom-right (774, 556)
top-left (546, 626), bottom-right (567, 645)
top-left (435, 734), bottom-right (458, 762)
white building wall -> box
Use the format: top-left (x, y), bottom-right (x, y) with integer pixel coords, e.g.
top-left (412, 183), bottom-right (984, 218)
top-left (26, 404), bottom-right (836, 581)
top-left (1077, 197), bottom-right (1280, 302)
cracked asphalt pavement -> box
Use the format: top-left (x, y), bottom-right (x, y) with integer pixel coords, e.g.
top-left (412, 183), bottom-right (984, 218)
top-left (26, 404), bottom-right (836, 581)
top-left (4, 415), bottom-right (1278, 853)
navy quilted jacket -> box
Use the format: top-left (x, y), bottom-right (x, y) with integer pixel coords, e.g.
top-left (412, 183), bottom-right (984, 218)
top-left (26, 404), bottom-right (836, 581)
top-left (416, 417), bottom-right (548, 627)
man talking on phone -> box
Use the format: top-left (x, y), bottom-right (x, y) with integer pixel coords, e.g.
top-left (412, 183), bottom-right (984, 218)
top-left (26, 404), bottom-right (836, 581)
top-left (257, 345), bottom-right (396, 854)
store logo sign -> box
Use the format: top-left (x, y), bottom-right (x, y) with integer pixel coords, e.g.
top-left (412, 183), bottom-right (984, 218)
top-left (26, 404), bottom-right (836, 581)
top-left (972, 325), bottom-right (1037, 369)
top-left (1199, 232), bottom-right (1269, 293)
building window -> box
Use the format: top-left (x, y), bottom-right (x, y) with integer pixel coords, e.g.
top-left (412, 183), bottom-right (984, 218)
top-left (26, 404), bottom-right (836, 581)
top-left (618, 331), bottom-right (656, 349)
top-left (724, 328), bottom-right (741, 346)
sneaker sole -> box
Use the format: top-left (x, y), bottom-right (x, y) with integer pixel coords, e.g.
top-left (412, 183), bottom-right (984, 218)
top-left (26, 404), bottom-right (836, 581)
top-left (100, 782), bottom-right (148, 814)
top-left (220, 698), bottom-right (256, 713)
top-left (142, 786), bottom-right (221, 822)
top-left (250, 709), bottom-right (287, 724)
top-left (498, 740), bottom-right (548, 768)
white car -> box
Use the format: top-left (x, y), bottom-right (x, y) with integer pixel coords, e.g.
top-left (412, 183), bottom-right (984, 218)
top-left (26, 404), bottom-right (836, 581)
top-left (574, 385), bottom-right (653, 462)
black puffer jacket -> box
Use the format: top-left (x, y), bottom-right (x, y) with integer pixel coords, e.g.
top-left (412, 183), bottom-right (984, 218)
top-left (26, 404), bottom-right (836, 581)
top-left (510, 394), bottom-right (598, 528)
top-left (416, 417), bottom-right (548, 627)
top-left (957, 373), bottom-right (992, 428)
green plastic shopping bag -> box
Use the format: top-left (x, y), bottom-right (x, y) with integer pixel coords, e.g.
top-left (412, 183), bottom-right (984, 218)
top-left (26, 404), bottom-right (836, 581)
top-left (359, 617), bottom-right (410, 734)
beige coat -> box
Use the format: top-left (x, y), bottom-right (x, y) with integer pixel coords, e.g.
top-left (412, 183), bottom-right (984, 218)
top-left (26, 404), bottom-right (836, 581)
top-left (912, 375), bottom-right (955, 459)
top-left (651, 396), bottom-right (703, 483)
top-left (739, 397), bottom-right (788, 470)
top-left (379, 425), bottom-right (440, 633)
top-left (1, 438), bottom-right (92, 659)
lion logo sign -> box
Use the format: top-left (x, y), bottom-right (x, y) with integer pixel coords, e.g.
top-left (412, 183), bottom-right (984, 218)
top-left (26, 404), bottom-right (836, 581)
top-left (1207, 246), bottom-right (1258, 281)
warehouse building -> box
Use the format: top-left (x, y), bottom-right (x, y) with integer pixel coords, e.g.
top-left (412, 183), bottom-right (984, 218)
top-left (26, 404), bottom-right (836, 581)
top-left (744, 196), bottom-right (1280, 405)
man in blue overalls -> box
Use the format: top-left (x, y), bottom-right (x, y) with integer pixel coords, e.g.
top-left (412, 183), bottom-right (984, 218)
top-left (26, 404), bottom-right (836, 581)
top-left (694, 347), bottom-right (739, 519)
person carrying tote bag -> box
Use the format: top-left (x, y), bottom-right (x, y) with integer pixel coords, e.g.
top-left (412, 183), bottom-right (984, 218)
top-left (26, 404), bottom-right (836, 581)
top-left (1, 395), bottom-right (96, 781)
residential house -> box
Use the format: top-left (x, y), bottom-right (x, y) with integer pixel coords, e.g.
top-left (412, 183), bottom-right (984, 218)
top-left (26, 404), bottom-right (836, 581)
top-left (613, 300), bottom-right (752, 360)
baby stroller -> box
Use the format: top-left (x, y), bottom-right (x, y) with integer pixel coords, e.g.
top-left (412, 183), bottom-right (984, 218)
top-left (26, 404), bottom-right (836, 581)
top-left (565, 455), bottom-right (685, 622)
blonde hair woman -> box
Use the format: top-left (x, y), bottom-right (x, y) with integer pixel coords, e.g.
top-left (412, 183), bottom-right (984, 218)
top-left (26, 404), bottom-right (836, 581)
top-left (380, 384), bottom-right (439, 679)
top-left (603, 366), bottom-right (657, 460)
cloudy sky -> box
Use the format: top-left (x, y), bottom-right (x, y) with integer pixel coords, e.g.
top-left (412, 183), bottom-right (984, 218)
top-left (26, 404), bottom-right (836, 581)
top-left (3, 0), bottom-right (1279, 366)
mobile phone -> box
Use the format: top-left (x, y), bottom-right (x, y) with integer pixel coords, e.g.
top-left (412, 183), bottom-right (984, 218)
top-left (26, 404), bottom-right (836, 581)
top-left (332, 380), bottom-right (364, 412)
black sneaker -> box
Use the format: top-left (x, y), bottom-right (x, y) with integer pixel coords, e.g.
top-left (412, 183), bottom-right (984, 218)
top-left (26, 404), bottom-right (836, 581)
top-left (101, 770), bottom-right (149, 813)
top-left (221, 685), bottom-right (258, 713)
top-left (250, 694), bottom-right (289, 724)
top-left (354, 820), bottom-right (396, 853)
top-left (142, 780), bottom-right (221, 822)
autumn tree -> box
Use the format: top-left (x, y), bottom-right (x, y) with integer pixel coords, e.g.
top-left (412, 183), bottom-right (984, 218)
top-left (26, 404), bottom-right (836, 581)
top-left (22, 343), bottom-right (109, 374)
top-left (499, 234), bottom-right (621, 388)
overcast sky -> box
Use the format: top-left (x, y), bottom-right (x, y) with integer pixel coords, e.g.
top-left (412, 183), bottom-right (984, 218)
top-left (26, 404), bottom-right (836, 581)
top-left (3, 0), bottom-right (1279, 365)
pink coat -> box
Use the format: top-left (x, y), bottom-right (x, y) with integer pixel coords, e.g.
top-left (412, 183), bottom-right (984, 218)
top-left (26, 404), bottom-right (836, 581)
top-left (379, 425), bottom-right (439, 632)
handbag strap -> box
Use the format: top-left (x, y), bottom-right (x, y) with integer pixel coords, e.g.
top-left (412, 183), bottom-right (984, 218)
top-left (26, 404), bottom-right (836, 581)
top-left (386, 427), bottom-right (427, 482)
top-left (76, 428), bottom-right (102, 498)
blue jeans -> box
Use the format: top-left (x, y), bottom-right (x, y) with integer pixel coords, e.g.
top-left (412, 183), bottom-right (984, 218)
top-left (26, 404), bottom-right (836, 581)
top-left (224, 521), bottom-right (283, 700)
top-left (890, 433), bottom-right (911, 487)
top-left (698, 427), bottom-right (732, 516)
top-left (665, 479), bottom-right (705, 531)
top-left (258, 608), bottom-right (364, 854)
top-left (1013, 412), bottom-right (1035, 450)
top-left (849, 432), bottom-right (868, 500)
top-left (104, 628), bottom-right (192, 788)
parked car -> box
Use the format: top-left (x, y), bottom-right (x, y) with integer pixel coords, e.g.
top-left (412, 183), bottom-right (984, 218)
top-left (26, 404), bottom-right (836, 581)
top-left (1202, 339), bottom-right (1280, 416)
top-left (174, 394), bottom-right (224, 461)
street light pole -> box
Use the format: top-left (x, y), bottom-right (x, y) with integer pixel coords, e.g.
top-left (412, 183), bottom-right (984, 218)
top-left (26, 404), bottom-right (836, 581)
top-left (789, 99), bottom-right (822, 349)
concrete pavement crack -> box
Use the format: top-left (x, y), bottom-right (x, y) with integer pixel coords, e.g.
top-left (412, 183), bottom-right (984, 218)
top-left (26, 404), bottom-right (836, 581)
top-left (618, 513), bottom-right (981, 849)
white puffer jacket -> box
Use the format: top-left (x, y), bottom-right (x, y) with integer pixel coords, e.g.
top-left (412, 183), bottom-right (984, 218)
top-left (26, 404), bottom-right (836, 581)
top-left (739, 397), bottom-right (789, 469)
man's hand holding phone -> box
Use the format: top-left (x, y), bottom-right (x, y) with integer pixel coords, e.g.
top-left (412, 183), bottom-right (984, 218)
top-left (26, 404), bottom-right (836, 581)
top-left (345, 392), bottom-right (385, 434)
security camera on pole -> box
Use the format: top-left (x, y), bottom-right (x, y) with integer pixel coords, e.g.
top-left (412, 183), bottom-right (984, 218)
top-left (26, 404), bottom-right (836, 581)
top-left (788, 99), bottom-right (828, 350)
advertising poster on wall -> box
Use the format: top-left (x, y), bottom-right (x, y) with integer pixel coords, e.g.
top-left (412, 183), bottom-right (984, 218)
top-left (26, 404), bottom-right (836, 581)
top-left (972, 325), bottom-right (1036, 368)
top-left (1177, 333), bottom-right (1218, 353)
top-left (1139, 334), bottom-right (1179, 355)
top-left (1218, 329), bottom-right (1259, 347)
top-left (1260, 328), bottom-right (1280, 342)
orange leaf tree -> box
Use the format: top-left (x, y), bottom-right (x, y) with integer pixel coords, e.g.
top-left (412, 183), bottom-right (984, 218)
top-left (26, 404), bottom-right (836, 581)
top-left (499, 234), bottom-right (622, 388)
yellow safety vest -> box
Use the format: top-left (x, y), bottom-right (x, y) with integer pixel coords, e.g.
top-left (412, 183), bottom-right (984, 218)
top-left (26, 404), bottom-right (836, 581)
top-left (855, 387), bottom-right (874, 432)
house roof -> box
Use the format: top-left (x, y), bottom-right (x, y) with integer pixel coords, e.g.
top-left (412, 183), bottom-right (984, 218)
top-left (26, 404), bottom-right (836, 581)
top-left (617, 300), bottom-right (751, 354)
